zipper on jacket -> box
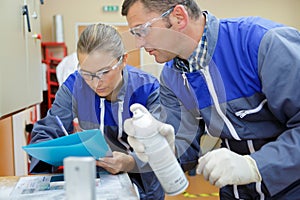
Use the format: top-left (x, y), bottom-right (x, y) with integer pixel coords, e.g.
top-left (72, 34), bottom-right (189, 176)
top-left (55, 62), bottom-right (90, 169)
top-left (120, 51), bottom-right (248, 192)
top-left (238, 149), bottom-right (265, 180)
top-left (182, 72), bottom-right (190, 90)
top-left (200, 67), bottom-right (241, 140)
top-left (235, 99), bottom-right (267, 118)
top-left (99, 98), bottom-right (105, 134)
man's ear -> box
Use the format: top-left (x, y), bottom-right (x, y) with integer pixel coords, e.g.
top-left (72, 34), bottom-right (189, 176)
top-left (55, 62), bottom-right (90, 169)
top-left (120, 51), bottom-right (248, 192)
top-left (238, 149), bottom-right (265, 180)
top-left (169, 5), bottom-right (189, 31)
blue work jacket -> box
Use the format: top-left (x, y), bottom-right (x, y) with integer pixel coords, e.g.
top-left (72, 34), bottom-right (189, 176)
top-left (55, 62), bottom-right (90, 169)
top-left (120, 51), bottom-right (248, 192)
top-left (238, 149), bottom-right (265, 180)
top-left (160, 12), bottom-right (300, 199)
top-left (30, 65), bottom-right (164, 200)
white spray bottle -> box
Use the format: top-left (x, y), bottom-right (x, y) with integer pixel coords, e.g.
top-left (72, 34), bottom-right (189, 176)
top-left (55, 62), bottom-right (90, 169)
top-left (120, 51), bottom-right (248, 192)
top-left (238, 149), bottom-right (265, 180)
top-left (132, 108), bottom-right (189, 196)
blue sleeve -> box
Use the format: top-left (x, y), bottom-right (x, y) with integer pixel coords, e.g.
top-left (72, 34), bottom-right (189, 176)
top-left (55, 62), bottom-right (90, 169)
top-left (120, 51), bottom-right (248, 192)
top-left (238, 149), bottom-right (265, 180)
top-left (145, 80), bottom-right (161, 120)
top-left (252, 27), bottom-right (300, 196)
top-left (159, 72), bottom-right (202, 171)
top-left (30, 84), bottom-right (75, 173)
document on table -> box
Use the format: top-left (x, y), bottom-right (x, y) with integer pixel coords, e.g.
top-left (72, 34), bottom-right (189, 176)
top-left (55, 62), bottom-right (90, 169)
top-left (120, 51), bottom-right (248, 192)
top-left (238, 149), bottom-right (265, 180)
top-left (9, 176), bottom-right (65, 200)
top-left (9, 174), bottom-right (139, 200)
top-left (22, 129), bottom-right (112, 166)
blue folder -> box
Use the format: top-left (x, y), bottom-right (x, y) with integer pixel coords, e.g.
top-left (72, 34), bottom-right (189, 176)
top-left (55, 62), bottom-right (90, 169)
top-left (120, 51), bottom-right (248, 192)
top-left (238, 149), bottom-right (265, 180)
top-left (23, 129), bottom-right (112, 166)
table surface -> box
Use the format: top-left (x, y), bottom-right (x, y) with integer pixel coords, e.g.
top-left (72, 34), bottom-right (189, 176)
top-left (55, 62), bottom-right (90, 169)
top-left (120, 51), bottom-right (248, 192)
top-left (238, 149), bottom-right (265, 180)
top-left (0, 173), bottom-right (139, 200)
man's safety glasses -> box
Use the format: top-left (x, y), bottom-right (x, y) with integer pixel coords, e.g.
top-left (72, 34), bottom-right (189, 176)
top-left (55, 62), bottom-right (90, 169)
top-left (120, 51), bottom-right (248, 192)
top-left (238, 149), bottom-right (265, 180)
top-left (129, 7), bottom-right (174, 38)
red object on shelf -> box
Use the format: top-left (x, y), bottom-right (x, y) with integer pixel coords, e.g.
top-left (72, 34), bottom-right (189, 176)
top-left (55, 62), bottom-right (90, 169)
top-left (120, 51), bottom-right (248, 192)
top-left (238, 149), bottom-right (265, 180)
top-left (32, 33), bottom-right (42, 40)
top-left (41, 42), bottom-right (67, 109)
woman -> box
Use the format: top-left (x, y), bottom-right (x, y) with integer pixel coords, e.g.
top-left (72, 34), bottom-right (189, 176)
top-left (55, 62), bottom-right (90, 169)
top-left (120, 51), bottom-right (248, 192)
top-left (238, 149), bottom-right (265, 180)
top-left (30, 23), bottom-right (164, 200)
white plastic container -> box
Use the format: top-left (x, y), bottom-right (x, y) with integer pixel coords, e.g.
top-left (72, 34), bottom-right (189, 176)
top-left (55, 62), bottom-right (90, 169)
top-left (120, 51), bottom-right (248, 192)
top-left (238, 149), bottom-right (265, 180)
top-left (64, 157), bottom-right (96, 200)
top-left (53, 14), bottom-right (64, 42)
top-left (132, 108), bottom-right (189, 196)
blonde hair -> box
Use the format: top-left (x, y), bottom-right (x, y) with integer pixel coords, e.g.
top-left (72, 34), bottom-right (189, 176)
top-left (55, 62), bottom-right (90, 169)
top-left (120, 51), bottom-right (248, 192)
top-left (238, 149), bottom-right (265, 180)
top-left (77, 23), bottom-right (125, 58)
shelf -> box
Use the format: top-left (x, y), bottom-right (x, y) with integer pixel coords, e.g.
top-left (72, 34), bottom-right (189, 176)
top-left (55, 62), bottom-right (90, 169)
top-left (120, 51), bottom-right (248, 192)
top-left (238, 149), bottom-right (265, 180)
top-left (48, 69), bottom-right (56, 73)
top-left (49, 94), bottom-right (56, 98)
top-left (48, 82), bottom-right (59, 87)
top-left (41, 42), bottom-right (67, 109)
top-left (42, 57), bottom-right (62, 64)
top-left (42, 42), bottom-right (67, 47)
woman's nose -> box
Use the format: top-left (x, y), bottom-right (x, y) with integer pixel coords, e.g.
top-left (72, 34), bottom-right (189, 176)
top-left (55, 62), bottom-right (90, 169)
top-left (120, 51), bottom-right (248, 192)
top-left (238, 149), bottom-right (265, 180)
top-left (92, 77), bottom-right (102, 88)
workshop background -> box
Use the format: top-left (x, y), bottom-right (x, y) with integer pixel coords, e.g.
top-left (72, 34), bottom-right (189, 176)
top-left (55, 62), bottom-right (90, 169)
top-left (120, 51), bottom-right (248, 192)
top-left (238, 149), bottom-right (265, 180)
top-left (1, 1), bottom-right (299, 199)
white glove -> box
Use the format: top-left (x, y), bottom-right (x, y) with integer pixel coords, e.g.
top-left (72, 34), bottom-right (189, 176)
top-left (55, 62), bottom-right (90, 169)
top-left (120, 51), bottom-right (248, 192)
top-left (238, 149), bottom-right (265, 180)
top-left (196, 148), bottom-right (262, 188)
top-left (124, 103), bottom-right (175, 162)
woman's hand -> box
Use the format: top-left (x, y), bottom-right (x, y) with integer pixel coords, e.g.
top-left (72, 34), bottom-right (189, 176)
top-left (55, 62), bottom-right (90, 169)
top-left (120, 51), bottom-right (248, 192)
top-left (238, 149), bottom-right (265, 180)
top-left (96, 151), bottom-right (135, 174)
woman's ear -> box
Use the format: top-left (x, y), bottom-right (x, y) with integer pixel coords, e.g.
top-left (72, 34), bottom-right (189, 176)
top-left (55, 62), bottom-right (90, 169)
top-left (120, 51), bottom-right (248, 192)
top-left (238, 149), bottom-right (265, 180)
top-left (120, 53), bottom-right (128, 68)
top-left (169, 5), bottom-right (188, 31)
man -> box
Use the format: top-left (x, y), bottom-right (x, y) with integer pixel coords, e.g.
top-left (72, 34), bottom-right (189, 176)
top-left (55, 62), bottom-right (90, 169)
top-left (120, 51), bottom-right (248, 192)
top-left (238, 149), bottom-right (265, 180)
top-left (121, 0), bottom-right (300, 199)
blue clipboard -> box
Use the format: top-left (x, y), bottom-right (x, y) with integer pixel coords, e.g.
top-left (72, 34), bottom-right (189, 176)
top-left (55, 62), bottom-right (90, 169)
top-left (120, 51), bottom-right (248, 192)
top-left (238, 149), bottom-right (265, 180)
top-left (23, 129), bottom-right (112, 166)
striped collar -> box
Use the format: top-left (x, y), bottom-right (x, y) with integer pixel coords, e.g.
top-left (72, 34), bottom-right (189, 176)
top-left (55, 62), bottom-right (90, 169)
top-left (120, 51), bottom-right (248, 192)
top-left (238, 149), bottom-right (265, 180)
top-left (188, 11), bottom-right (208, 71)
top-left (174, 12), bottom-right (208, 72)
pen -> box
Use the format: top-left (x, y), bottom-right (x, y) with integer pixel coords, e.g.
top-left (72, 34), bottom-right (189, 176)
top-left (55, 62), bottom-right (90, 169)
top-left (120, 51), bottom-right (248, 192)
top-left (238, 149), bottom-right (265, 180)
top-left (55, 115), bottom-right (69, 136)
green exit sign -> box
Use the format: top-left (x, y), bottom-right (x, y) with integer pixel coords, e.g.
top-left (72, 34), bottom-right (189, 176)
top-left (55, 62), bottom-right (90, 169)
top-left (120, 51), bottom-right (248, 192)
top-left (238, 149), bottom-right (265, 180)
top-left (103, 5), bottom-right (119, 12)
